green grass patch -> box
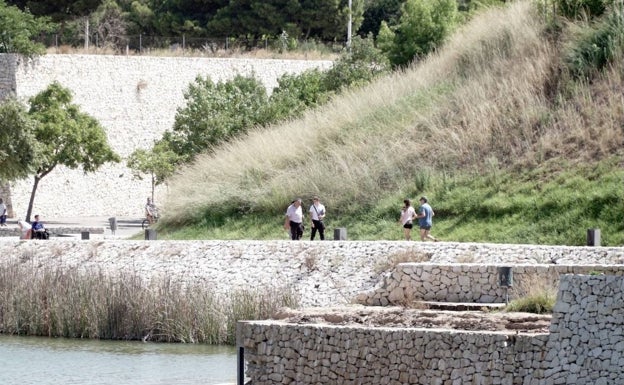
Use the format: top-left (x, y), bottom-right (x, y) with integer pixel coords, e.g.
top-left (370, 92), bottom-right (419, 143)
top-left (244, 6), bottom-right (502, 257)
top-left (152, 157), bottom-right (623, 245)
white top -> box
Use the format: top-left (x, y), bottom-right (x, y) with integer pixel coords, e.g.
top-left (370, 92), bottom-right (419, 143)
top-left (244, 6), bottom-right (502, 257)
top-left (309, 203), bottom-right (326, 221)
top-left (0, 203), bottom-right (6, 215)
top-left (286, 204), bottom-right (303, 223)
top-left (17, 220), bottom-right (31, 230)
top-left (400, 206), bottom-right (416, 225)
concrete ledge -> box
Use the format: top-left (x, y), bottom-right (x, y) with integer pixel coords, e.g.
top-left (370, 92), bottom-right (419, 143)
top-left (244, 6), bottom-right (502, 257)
top-left (0, 227), bottom-right (105, 237)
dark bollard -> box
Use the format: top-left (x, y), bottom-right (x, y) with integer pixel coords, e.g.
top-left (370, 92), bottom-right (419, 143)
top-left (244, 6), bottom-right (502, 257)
top-left (333, 228), bottom-right (347, 240)
top-left (498, 267), bottom-right (513, 287)
top-left (498, 266), bottom-right (513, 305)
top-left (587, 229), bottom-right (601, 246)
top-left (108, 217), bottom-right (117, 235)
top-left (145, 229), bottom-right (157, 240)
top-left (81, 231), bottom-right (90, 240)
top-left (237, 346), bottom-right (245, 385)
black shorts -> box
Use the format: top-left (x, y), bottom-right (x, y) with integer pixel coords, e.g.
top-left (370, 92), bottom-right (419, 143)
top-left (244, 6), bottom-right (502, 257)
top-left (403, 223), bottom-right (413, 229)
top-left (420, 225), bottom-right (432, 230)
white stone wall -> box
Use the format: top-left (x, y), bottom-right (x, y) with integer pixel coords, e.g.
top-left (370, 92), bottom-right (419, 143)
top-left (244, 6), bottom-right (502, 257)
top-left (533, 275), bottom-right (624, 385)
top-left (239, 275), bottom-right (624, 385)
top-left (0, 239), bottom-right (622, 308)
top-left (0, 54), bottom-right (332, 219)
top-left (357, 263), bottom-right (624, 306)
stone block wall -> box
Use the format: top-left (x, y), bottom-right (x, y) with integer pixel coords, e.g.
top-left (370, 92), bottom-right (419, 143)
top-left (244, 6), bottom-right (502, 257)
top-left (239, 322), bottom-right (549, 385)
top-left (357, 263), bottom-right (624, 306)
top-left (1, 240), bottom-right (621, 308)
top-left (532, 275), bottom-right (624, 384)
top-left (238, 275), bottom-right (624, 385)
top-left (0, 54), bottom-right (332, 218)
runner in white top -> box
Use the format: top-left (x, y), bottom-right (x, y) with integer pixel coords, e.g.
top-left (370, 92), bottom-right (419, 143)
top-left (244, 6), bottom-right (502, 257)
top-left (399, 199), bottom-right (417, 240)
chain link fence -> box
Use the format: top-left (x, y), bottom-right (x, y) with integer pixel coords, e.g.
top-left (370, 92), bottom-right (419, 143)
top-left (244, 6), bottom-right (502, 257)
top-left (39, 32), bottom-right (346, 56)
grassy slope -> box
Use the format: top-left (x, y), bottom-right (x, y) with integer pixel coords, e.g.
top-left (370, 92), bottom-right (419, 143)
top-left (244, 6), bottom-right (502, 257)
top-left (157, 1), bottom-right (624, 246)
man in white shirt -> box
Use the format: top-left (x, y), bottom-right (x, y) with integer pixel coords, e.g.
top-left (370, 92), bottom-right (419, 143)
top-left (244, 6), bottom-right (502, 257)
top-left (284, 198), bottom-right (304, 240)
top-left (309, 196), bottom-right (326, 240)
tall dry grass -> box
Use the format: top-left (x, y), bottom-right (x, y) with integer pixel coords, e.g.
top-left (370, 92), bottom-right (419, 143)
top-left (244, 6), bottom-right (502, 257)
top-left (506, 271), bottom-right (559, 314)
top-left (162, 1), bottom-right (624, 225)
top-left (0, 259), bottom-right (298, 344)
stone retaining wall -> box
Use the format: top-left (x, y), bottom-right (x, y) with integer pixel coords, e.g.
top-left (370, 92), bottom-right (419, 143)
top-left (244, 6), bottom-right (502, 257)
top-left (0, 54), bottom-right (332, 218)
top-left (238, 275), bottom-right (624, 385)
top-left (357, 263), bottom-right (624, 306)
top-left (0, 240), bottom-right (622, 308)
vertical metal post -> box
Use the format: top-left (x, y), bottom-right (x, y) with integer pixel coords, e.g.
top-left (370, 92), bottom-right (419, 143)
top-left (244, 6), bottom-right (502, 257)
top-left (498, 267), bottom-right (513, 305)
top-left (108, 217), bottom-right (117, 236)
top-left (237, 346), bottom-right (244, 385)
top-left (145, 229), bottom-right (157, 240)
top-left (347, 0), bottom-right (352, 50)
top-left (587, 229), bottom-right (601, 246)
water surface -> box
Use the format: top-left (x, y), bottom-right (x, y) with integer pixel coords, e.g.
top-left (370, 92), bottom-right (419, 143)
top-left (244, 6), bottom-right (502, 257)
top-left (0, 335), bottom-right (237, 385)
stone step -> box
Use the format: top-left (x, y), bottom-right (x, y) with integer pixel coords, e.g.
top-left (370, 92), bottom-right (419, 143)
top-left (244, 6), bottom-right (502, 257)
top-left (421, 301), bottom-right (507, 311)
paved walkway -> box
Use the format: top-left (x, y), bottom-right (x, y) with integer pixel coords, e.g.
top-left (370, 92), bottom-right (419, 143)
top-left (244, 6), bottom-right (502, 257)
top-left (4, 216), bottom-right (146, 240)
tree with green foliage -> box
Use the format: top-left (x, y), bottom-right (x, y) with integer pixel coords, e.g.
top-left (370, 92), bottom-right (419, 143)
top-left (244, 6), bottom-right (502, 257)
top-left (7, 0), bottom-right (102, 22)
top-left (377, 0), bottom-right (458, 67)
top-left (359, 0), bottom-right (403, 38)
top-left (556, 0), bottom-right (613, 20)
top-left (323, 34), bottom-right (390, 91)
top-left (267, 68), bottom-right (329, 120)
top-left (269, 35), bottom-right (389, 119)
top-left (0, 0), bottom-right (54, 56)
top-left (126, 139), bottom-right (179, 202)
top-left (25, 82), bottom-right (120, 221)
top-left (0, 99), bottom-right (39, 181)
top-left (166, 74), bottom-right (269, 162)
top-left (89, 0), bottom-right (128, 50)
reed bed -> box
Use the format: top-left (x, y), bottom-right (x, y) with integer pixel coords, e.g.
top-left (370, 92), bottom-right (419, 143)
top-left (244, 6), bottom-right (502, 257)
top-left (0, 259), bottom-right (298, 344)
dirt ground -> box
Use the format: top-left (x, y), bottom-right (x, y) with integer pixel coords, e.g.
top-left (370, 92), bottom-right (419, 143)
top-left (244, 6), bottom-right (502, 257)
top-left (273, 305), bottom-right (552, 334)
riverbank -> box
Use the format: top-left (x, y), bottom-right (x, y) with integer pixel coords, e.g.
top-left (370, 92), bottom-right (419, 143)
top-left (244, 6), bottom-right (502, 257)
top-left (2, 239), bottom-right (622, 307)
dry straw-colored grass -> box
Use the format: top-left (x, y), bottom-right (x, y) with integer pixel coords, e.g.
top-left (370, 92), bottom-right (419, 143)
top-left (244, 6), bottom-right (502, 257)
top-left (162, 1), bottom-right (624, 225)
top-left (506, 270), bottom-right (559, 313)
top-left (0, 259), bottom-right (297, 344)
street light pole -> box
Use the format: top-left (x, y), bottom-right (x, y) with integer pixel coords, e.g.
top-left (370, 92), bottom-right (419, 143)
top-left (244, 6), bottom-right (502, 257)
top-left (347, 0), bottom-right (352, 50)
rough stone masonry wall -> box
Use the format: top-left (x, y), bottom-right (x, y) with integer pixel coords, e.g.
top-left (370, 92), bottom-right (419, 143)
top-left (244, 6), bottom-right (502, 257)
top-left (0, 240), bottom-right (622, 308)
top-left (239, 322), bottom-right (548, 385)
top-left (357, 263), bottom-right (624, 306)
top-left (238, 275), bottom-right (624, 385)
top-left (0, 54), bottom-right (332, 219)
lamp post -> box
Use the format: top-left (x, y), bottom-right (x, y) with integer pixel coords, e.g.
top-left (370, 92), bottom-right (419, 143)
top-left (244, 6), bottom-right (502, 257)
top-left (347, 0), bottom-right (352, 50)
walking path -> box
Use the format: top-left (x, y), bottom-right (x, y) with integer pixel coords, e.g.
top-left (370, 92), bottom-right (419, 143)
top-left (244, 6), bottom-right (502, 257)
top-left (2, 216), bottom-right (145, 240)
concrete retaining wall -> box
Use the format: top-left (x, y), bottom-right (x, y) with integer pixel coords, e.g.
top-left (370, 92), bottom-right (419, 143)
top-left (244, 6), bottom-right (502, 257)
top-left (238, 275), bottom-right (624, 385)
top-left (0, 54), bottom-right (332, 219)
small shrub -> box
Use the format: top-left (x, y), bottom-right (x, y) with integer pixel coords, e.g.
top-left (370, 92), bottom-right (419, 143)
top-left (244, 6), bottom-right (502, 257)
top-left (506, 271), bottom-right (558, 314)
